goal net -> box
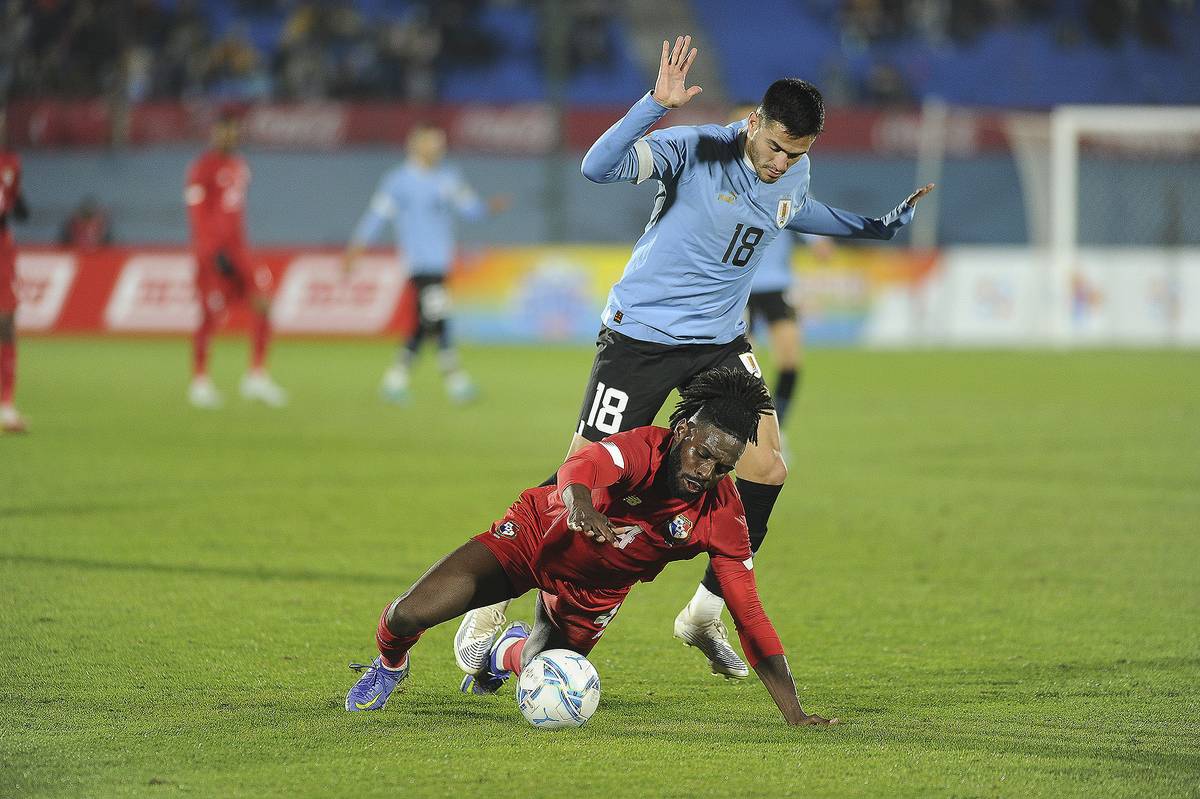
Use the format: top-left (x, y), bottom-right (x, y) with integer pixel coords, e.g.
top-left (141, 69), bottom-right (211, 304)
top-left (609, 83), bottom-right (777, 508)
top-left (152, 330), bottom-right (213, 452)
top-left (1010, 106), bottom-right (1200, 346)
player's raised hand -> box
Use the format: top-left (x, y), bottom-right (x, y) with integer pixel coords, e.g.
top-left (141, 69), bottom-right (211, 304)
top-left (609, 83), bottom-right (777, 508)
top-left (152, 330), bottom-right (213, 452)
top-left (904, 183), bottom-right (936, 209)
top-left (652, 35), bottom-right (702, 109)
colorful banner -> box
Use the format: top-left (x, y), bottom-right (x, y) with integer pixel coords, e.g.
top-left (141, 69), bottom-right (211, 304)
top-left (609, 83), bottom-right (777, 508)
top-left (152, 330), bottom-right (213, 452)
top-left (12, 245), bottom-right (936, 344)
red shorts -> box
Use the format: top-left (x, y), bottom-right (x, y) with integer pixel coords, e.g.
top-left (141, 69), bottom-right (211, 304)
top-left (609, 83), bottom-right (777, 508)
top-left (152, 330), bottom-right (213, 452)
top-left (0, 236), bottom-right (15, 314)
top-left (474, 498), bottom-right (628, 655)
top-left (194, 245), bottom-right (272, 315)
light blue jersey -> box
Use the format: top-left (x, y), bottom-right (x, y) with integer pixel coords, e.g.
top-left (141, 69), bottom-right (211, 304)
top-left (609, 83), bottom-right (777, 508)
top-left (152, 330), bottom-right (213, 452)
top-left (351, 160), bottom-right (486, 276)
top-left (581, 92), bottom-right (914, 345)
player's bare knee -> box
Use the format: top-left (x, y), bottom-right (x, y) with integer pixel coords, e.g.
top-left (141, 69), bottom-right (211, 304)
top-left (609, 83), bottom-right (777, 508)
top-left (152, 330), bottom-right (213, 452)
top-left (756, 451), bottom-right (788, 485)
top-left (384, 602), bottom-right (424, 638)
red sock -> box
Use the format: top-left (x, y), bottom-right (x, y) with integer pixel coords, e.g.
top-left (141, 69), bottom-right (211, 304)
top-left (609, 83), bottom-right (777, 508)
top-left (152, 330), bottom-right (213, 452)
top-left (192, 313), bottom-right (213, 378)
top-left (501, 637), bottom-right (527, 674)
top-left (375, 600), bottom-right (421, 669)
top-left (251, 310), bottom-right (270, 371)
top-left (0, 341), bottom-right (15, 404)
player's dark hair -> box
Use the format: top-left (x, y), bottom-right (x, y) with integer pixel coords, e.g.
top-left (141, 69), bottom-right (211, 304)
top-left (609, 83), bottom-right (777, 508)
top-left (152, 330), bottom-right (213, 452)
top-left (669, 367), bottom-right (773, 446)
top-left (759, 78), bottom-right (824, 138)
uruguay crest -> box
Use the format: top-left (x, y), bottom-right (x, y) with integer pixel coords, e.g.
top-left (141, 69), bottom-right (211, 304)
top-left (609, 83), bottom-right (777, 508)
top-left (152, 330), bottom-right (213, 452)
top-left (667, 514), bottom-right (693, 541)
top-left (495, 520), bottom-right (520, 539)
top-left (776, 198), bottom-right (793, 228)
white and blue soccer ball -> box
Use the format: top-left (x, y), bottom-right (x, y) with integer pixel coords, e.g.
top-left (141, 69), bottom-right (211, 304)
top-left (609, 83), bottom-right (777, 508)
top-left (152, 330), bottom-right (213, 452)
top-left (516, 649), bottom-right (601, 729)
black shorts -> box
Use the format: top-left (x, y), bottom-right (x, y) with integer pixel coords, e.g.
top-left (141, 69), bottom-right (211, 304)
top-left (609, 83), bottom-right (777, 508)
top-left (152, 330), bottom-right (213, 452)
top-left (746, 290), bottom-right (796, 327)
top-left (573, 327), bottom-right (768, 443)
top-left (408, 274), bottom-right (450, 333)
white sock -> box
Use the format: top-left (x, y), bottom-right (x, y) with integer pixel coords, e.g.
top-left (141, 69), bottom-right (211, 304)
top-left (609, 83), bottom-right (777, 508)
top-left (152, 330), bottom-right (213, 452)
top-left (685, 583), bottom-right (726, 624)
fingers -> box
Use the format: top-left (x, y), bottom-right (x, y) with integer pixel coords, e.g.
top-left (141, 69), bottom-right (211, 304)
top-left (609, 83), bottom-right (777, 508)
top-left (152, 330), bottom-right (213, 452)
top-left (659, 39), bottom-right (669, 72)
top-left (681, 43), bottom-right (698, 74)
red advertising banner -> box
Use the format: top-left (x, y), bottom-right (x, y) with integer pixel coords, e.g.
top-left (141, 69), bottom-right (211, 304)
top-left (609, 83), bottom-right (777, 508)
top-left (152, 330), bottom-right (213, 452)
top-left (14, 247), bottom-right (415, 336)
top-left (5, 100), bottom-right (1016, 156)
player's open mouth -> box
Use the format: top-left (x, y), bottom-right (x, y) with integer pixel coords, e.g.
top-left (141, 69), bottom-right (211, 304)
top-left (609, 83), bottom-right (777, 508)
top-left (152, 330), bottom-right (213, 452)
top-left (683, 477), bottom-right (703, 493)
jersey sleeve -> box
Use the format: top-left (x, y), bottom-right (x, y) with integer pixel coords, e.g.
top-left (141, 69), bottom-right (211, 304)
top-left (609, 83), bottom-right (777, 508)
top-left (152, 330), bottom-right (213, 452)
top-left (580, 92), bottom-right (672, 185)
top-left (707, 490), bottom-right (784, 668)
top-left (351, 171), bottom-right (400, 246)
top-left (786, 194), bottom-right (914, 240)
top-left (448, 169), bottom-right (487, 221)
top-left (556, 429), bottom-right (656, 495)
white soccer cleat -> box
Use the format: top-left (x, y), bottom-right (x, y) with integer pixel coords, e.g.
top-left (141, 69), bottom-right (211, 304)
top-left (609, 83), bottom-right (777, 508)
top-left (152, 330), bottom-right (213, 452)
top-left (674, 604), bottom-right (750, 679)
top-left (445, 370), bottom-right (477, 404)
top-left (187, 377), bottom-right (223, 410)
top-left (240, 372), bottom-right (288, 407)
top-left (454, 600), bottom-right (510, 675)
top-left (1, 403), bottom-right (27, 433)
top-left (380, 365), bottom-right (410, 404)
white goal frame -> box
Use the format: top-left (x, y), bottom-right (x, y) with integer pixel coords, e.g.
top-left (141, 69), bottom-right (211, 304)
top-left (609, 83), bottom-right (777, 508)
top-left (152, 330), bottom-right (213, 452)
top-left (1047, 106), bottom-right (1200, 344)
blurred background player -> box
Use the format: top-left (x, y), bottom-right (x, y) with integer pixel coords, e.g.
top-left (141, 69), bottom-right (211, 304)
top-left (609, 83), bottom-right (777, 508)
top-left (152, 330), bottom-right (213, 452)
top-left (59, 195), bottom-right (113, 252)
top-left (731, 104), bottom-right (833, 441)
top-left (344, 123), bottom-right (510, 405)
top-left (184, 113), bottom-right (286, 410)
top-left (0, 108), bottom-right (30, 434)
top-left (746, 232), bottom-right (832, 439)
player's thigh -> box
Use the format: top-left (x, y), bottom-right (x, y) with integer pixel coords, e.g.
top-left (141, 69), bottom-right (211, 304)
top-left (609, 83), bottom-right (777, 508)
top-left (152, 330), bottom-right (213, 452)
top-left (525, 589), bottom-right (626, 663)
top-left (390, 540), bottom-right (517, 631)
top-left (573, 328), bottom-right (679, 443)
top-left (767, 319), bottom-right (800, 369)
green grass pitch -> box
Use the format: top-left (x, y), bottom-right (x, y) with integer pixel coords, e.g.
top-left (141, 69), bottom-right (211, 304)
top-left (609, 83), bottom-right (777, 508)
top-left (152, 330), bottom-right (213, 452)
top-left (2, 338), bottom-right (1198, 797)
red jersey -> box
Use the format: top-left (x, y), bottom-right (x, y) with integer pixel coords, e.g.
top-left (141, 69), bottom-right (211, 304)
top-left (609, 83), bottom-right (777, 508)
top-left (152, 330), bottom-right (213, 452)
top-left (0, 151), bottom-right (22, 235)
top-left (502, 426), bottom-right (784, 667)
top-left (185, 149), bottom-right (249, 256)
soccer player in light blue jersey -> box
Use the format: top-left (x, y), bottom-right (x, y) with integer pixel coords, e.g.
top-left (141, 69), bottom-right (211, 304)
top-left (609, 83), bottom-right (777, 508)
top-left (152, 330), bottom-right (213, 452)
top-left (345, 123), bottom-right (510, 404)
top-left (460, 35), bottom-right (933, 680)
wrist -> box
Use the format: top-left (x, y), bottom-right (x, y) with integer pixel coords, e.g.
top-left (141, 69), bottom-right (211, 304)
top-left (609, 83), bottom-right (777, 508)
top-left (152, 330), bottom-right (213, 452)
top-left (647, 90), bottom-right (671, 111)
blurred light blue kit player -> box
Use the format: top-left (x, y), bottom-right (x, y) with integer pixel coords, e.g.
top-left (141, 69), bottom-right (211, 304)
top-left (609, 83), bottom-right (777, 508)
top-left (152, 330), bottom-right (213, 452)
top-left (346, 123), bottom-right (509, 404)
top-left (539, 36), bottom-right (935, 678)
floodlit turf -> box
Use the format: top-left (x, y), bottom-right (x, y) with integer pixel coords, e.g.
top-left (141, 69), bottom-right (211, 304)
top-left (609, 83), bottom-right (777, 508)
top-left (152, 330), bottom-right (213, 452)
top-left (2, 338), bottom-right (1198, 797)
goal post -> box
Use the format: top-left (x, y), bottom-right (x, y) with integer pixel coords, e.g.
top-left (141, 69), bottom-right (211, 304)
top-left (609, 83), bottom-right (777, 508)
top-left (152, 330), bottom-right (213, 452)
top-left (1046, 106), bottom-right (1200, 345)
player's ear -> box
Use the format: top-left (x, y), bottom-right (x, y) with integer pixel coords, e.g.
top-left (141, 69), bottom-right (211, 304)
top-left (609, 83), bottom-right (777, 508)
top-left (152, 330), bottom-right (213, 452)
top-left (672, 419), bottom-right (690, 444)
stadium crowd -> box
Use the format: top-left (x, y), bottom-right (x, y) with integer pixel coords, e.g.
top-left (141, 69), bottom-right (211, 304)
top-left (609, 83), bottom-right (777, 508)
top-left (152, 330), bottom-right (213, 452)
top-left (0, 0), bottom-right (1186, 105)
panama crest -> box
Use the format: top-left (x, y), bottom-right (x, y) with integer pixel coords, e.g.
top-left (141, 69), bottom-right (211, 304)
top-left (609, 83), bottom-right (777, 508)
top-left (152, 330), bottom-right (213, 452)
top-left (495, 520), bottom-right (520, 539)
top-left (667, 514), bottom-right (693, 540)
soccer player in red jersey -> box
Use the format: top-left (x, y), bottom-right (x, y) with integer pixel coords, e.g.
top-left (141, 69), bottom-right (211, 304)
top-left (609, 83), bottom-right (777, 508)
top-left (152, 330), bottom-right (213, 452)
top-left (0, 108), bottom-right (30, 433)
top-left (184, 113), bottom-right (286, 409)
top-left (345, 368), bottom-right (836, 726)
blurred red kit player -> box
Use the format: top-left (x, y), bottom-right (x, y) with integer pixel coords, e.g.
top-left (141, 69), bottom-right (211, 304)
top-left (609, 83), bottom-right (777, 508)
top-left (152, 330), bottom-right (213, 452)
top-left (184, 113), bottom-right (287, 409)
top-left (0, 109), bottom-right (30, 433)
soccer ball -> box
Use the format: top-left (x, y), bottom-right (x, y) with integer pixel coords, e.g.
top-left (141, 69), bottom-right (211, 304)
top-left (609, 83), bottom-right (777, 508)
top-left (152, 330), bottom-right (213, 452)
top-left (515, 649), bottom-right (601, 729)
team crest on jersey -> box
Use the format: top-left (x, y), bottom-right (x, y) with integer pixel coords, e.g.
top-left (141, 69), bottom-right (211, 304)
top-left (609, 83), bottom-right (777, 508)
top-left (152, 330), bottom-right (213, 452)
top-left (717, 192), bottom-right (737, 205)
top-left (667, 515), bottom-right (693, 541)
top-left (776, 198), bottom-right (793, 228)
top-left (494, 520), bottom-right (520, 539)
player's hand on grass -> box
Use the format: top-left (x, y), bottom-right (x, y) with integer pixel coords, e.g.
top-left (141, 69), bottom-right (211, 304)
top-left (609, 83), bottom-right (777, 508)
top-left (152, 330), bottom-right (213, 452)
top-left (904, 183), bottom-right (936, 209)
top-left (791, 712), bottom-right (839, 726)
top-left (652, 35), bottom-right (702, 109)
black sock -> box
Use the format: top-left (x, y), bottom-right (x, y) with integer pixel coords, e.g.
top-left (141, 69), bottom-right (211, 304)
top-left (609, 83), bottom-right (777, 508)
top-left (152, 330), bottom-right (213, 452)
top-left (773, 368), bottom-right (799, 427)
top-left (701, 478), bottom-right (784, 597)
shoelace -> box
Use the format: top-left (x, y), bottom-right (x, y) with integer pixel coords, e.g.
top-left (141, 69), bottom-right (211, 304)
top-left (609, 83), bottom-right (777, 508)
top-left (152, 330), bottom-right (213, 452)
top-left (466, 608), bottom-right (504, 638)
top-left (699, 619), bottom-right (731, 642)
top-left (348, 662), bottom-right (372, 673)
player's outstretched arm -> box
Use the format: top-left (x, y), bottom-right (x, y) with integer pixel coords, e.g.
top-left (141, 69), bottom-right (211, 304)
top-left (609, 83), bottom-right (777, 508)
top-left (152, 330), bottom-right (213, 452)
top-left (754, 654), bottom-right (838, 726)
top-left (580, 34), bottom-right (702, 185)
top-left (787, 183), bottom-right (936, 240)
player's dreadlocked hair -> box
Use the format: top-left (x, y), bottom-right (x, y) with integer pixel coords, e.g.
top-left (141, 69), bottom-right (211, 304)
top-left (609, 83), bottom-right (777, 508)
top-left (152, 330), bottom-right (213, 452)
top-left (668, 367), bottom-right (774, 446)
